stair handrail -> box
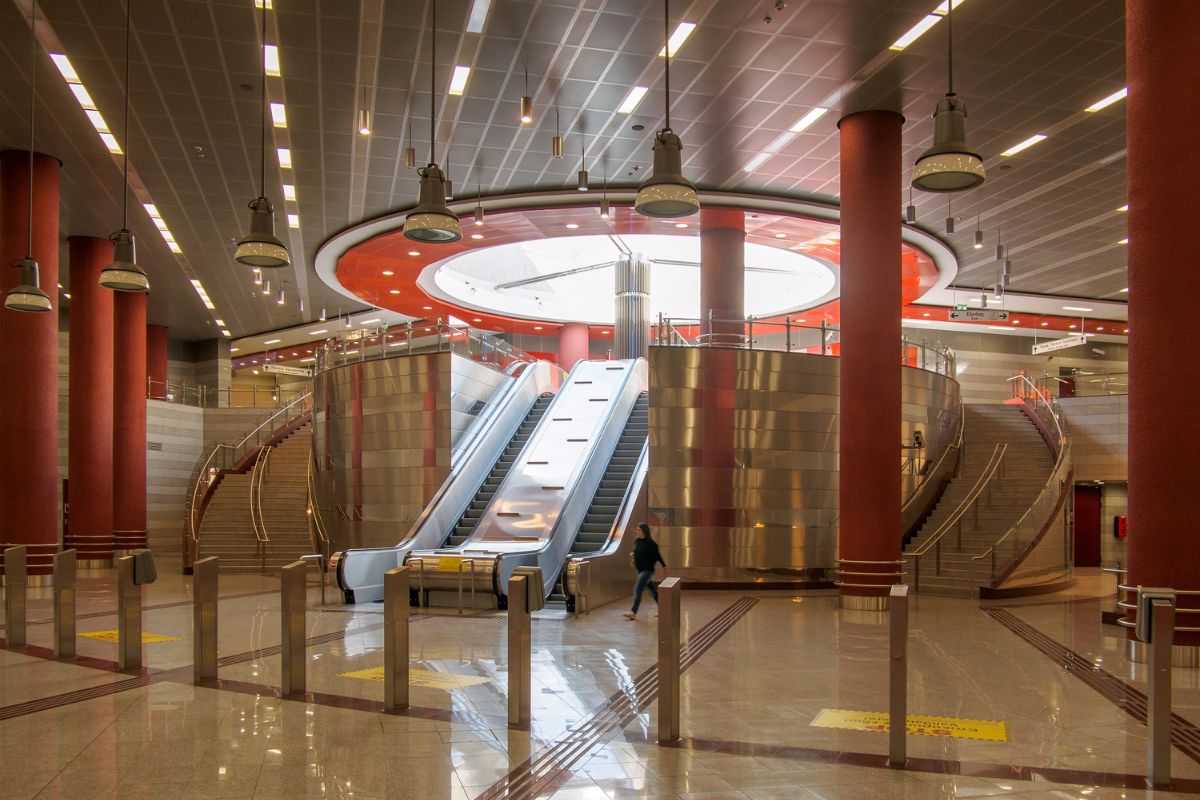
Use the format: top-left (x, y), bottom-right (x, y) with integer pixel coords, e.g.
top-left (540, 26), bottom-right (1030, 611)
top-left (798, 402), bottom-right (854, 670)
top-left (307, 454), bottom-right (332, 558)
top-left (183, 390), bottom-right (312, 567)
top-left (1007, 372), bottom-right (1066, 446)
top-left (250, 445), bottom-right (272, 545)
top-left (901, 403), bottom-right (966, 516)
top-left (907, 443), bottom-right (1007, 590)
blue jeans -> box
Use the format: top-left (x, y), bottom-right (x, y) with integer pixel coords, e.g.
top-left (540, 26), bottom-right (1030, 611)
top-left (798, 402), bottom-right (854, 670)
top-left (632, 570), bottom-right (658, 613)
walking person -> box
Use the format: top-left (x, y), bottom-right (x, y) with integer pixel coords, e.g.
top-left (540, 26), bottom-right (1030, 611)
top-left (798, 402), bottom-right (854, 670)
top-left (624, 523), bottom-right (666, 620)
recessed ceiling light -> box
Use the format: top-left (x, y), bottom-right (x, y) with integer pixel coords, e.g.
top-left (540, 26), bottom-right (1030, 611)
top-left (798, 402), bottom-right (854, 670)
top-left (1069, 324), bottom-right (1077, 329)
top-left (381, 270), bottom-right (394, 276)
top-left (308, 329), bottom-right (328, 335)
top-left (470, 233), bottom-right (484, 239)
top-left (1000, 134), bottom-right (1047, 157)
top-left (1097, 326), bottom-right (1104, 331)
top-left (1120, 287), bottom-right (1129, 292)
top-left (287, 213), bottom-right (300, 228)
top-left (263, 44), bottom-right (281, 77)
top-left (1084, 87), bottom-right (1127, 113)
top-left (359, 318), bottom-right (381, 325)
top-left (389, 289), bottom-right (400, 294)
top-left (1061, 305), bottom-right (1093, 312)
top-left (674, 223), bottom-right (688, 229)
top-left (1041, 322), bottom-right (1049, 326)
top-left (282, 184), bottom-right (296, 201)
top-left (889, 14), bottom-right (941, 52)
top-left (601, 330), bottom-right (610, 334)
top-left (1117, 204), bottom-right (1129, 212)
top-left (1124, 328), bottom-right (1129, 333)
top-left (49, 53), bottom-right (81, 82)
top-left (533, 326), bottom-right (543, 330)
top-left (617, 86), bottom-right (648, 114)
top-left (270, 102), bottom-right (287, 127)
top-left (789, 106), bottom-right (830, 133)
top-left (658, 22), bottom-right (697, 57)
top-left (1012, 320), bottom-right (1021, 324)
top-left (264, 338), bottom-right (281, 345)
top-left (922, 312), bottom-right (931, 317)
top-left (774, 233), bottom-right (787, 239)
top-left (277, 148), bottom-right (292, 168)
top-left (565, 223), bottom-right (579, 229)
top-left (465, 0), bottom-right (493, 33)
top-left (448, 65), bottom-right (471, 95)
top-left (422, 306), bottom-right (433, 310)
top-left (1118, 238), bottom-right (1129, 244)
top-left (473, 318), bottom-right (482, 322)
top-left (407, 250), bottom-right (421, 256)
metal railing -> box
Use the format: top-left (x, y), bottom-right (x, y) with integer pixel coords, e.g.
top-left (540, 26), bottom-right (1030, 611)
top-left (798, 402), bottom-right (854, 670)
top-left (250, 445), bottom-right (272, 574)
top-left (902, 405), bottom-right (965, 517)
top-left (1105, 568), bottom-right (1200, 634)
top-left (969, 375), bottom-right (1071, 586)
top-left (1013, 369), bottom-right (1128, 399)
top-left (184, 391), bottom-right (312, 565)
top-left (148, 379), bottom-right (308, 409)
top-left (907, 443), bottom-right (1008, 590)
top-left (650, 314), bottom-right (957, 378)
top-left (307, 456), bottom-right (332, 559)
top-left (835, 558), bottom-right (904, 590)
top-left (315, 321), bottom-right (537, 375)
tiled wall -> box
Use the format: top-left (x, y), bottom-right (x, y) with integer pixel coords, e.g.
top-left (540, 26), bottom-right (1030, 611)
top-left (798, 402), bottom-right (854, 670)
top-left (1057, 395), bottom-right (1128, 482)
top-left (1099, 482), bottom-right (1128, 567)
top-left (146, 401), bottom-right (204, 559)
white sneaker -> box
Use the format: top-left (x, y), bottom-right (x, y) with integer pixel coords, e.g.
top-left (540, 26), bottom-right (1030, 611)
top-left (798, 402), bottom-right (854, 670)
top-left (623, 611), bottom-right (637, 620)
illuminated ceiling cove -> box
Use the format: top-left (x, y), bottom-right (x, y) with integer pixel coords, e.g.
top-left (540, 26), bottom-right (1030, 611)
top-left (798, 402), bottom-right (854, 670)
top-left (418, 234), bottom-right (838, 326)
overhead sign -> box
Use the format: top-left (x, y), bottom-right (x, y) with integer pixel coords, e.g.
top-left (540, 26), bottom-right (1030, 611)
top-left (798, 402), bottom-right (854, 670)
top-left (948, 309), bottom-right (1009, 322)
top-left (1032, 334), bottom-right (1087, 355)
top-left (264, 363), bottom-right (313, 377)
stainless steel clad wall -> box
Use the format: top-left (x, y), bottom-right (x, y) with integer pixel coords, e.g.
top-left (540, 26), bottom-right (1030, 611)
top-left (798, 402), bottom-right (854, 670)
top-left (312, 352), bottom-right (510, 552)
top-left (647, 346), bottom-right (960, 583)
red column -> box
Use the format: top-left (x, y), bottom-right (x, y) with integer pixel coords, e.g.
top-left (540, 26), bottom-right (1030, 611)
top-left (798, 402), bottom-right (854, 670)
top-left (557, 322), bottom-right (589, 370)
top-left (67, 236), bottom-right (115, 564)
top-left (0, 151), bottom-right (60, 576)
top-left (699, 208), bottom-right (745, 345)
top-left (146, 324), bottom-right (168, 400)
top-left (837, 111), bottom-right (903, 605)
top-left (113, 291), bottom-right (147, 552)
top-left (1126, 1), bottom-right (1200, 644)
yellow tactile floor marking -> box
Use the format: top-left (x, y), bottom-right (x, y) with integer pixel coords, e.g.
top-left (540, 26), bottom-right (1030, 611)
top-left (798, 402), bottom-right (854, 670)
top-left (338, 666), bottom-right (491, 690)
top-left (811, 708), bottom-right (1010, 741)
top-left (78, 630), bottom-right (182, 644)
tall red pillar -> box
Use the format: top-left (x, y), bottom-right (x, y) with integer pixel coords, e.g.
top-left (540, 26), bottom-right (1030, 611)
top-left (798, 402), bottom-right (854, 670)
top-left (837, 111), bottom-right (903, 607)
top-left (67, 236), bottom-right (115, 564)
top-left (113, 291), bottom-right (147, 552)
top-left (0, 151), bottom-right (60, 576)
top-left (699, 208), bottom-right (745, 345)
top-left (1126, 1), bottom-right (1200, 647)
top-left (558, 322), bottom-right (589, 370)
top-left (146, 324), bottom-right (168, 400)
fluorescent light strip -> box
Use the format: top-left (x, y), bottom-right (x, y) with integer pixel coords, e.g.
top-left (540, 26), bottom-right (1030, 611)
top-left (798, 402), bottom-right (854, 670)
top-left (889, 15), bottom-right (941, 51)
top-left (742, 107), bottom-right (831, 173)
top-left (49, 53), bottom-right (80, 81)
top-left (288, 213), bottom-right (300, 228)
top-left (1000, 134), bottom-right (1047, 157)
top-left (84, 109), bottom-right (110, 132)
top-left (190, 279), bottom-right (217, 311)
top-left (283, 184), bottom-right (296, 201)
top-left (464, 0), bottom-right (493, 33)
top-left (221, 330), bottom-right (232, 338)
top-left (617, 86), bottom-right (648, 114)
top-left (68, 83), bottom-right (96, 110)
top-left (358, 318), bottom-right (382, 325)
top-left (1085, 87), bottom-right (1127, 112)
top-left (790, 106), bottom-right (830, 133)
top-left (308, 329), bottom-right (328, 336)
top-left (254, 0), bottom-right (273, 8)
top-left (448, 65), bottom-right (471, 96)
top-left (1062, 305), bottom-right (1094, 312)
top-left (142, 203), bottom-right (184, 255)
top-left (263, 338), bottom-right (282, 345)
top-left (264, 45), bottom-right (280, 77)
top-left (658, 22), bottom-right (696, 57)
top-left (1117, 203), bottom-right (1129, 212)
top-left (277, 148), bottom-right (292, 168)
top-left (51, 53), bottom-right (122, 152)
top-left (270, 102), bottom-right (287, 127)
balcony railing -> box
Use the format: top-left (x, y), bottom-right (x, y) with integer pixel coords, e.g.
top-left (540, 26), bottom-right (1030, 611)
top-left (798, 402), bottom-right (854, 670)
top-left (315, 321), bottom-right (537, 374)
top-left (148, 379), bottom-right (308, 409)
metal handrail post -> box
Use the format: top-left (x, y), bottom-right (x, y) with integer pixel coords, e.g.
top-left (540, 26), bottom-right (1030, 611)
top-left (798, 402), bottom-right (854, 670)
top-left (785, 316), bottom-right (792, 352)
top-left (3, 546), bottom-right (27, 648)
top-left (1148, 597), bottom-right (1174, 787)
top-left (820, 321), bottom-right (828, 355)
top-left (657, 576), bottom-right (682, 743)
top-left (507, 574), bottom-right (531, 728)
top-left (280, 560), bottom-right (308, 696)
top-left (193, 556), bottom-right (218, 682)
top-left (384, 566), bottom-right (410, 711)
top-left (117, 555), bottom-right (142, 671)
top-left (747, 315), bottom-right (755, 350)
top-left (53, 550), bottom-right (76, 658)
top-left (889, 584), bottom-right (909, 767)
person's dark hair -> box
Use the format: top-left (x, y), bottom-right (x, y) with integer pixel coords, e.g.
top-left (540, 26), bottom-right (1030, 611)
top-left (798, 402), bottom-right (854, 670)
top-left (637, 522), bottom-right (651, 538)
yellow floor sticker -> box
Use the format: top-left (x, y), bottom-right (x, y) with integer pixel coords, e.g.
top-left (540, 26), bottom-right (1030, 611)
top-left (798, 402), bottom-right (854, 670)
top-left (811, 709), bottom-right (1009, 742)
top-left (338, 666), bottom-right (491, 690)
top-left (79, 630), bottom-right (182, 644)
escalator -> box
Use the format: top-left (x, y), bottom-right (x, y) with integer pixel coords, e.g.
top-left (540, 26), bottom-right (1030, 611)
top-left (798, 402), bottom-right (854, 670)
top-left (444, 394), bottom-right (553, 548)
top-left (569, 393), bottom-right (648, 555)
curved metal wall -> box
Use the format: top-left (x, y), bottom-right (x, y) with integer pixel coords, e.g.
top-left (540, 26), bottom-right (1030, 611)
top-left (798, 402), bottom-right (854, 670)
top-left (647, 346), bottom-right (960, 582)
top-left (312, 352), bottom-right (509, 552)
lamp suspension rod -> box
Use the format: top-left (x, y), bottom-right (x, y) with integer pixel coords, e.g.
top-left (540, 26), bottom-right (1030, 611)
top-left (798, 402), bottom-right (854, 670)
top-left (122, 0), bottom-right (131, 227)
top-left (947, 0), bottom-right (954, 95)
top-left (259, 0), bottom-right (266, 197)
top-left (663, 0), bottom-right (670, 130)
top-left (27, 2), bottom-right (37, 257)
top-left (429, 0), bottom-right (436, 166)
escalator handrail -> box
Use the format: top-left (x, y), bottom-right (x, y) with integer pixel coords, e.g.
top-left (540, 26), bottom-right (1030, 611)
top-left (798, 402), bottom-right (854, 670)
top-left (571, 437), bottom-right (649, 563)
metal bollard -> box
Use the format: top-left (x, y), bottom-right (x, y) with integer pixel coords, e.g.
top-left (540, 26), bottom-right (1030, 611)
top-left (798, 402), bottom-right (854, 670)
top-left (53, 550), bottom-right (76, 659)
top-left (1148, 598), bottom-right (1174, 787)
top-left (657, 577), bottom-right (682, 744)
top-left (117, 555), bottom-right (142, 671)
top-left (4, 546), bottom-right (27, 648)
top-left (280, 560), bottom-right (308, 696)
top-left (193, 556), bottom-right (219, 682)
top-left (384, 566), bottom-right (410, 711)
top-left (889, 584), bottom-right (909, 767)
top-left (507, 574), bottom-right (531, 728)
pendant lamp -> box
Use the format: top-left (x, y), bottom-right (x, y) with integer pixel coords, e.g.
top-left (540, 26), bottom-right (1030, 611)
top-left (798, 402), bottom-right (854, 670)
top-left (6, 2), bottom-right (50, 313)
top-left (403, 1), bottom-right (461, 243)
top-left (100, 0), bottom-right (149, 292)
top-left (519, 66), bottom-right (533, 124)
top-left (911, 0), bottom-right (985, 192)
top-left (635, 0), bottom-right (698, 218)
top-left (235, 1), bottom-right (289, 267)
top-left (577, 133), bottom-right (589, 191)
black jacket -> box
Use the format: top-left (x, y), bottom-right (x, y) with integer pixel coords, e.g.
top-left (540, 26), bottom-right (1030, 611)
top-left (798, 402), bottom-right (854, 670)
top-left (633, 536), bottom-right (666, 572)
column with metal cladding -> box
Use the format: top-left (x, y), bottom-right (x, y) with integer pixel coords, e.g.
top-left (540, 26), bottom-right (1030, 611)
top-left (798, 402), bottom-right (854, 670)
top-left (614, 254), bottom-right (650, 360)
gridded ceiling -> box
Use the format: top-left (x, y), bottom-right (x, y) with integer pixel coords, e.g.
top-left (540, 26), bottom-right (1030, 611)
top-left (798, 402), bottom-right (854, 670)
top-left (0, 0), bottom-right (1127, 341)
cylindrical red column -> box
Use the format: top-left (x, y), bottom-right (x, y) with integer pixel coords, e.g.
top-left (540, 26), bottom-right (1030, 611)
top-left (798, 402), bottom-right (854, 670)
top-left (146, 324), bottom-right (168, 400)
top-left (1126, 1), bottom-right (1200, 646)
top-left (699, 208), bottom-right (745, 345)
top-left (67, 236), bottom-right (115, 564)
top-left (113, 291), bottom-right (147, 552)
top-left (837, 111), bottom-right (903, 605)
top-left (0, 151), bottom-right (60, 576)
top-left (558, 322), bottom-right (589, 370)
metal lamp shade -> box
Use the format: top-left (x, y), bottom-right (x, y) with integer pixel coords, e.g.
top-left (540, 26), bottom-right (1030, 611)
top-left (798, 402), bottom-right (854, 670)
top-left (235, 197), bottom-right (290, 268)
top-left (403, 165), bottom-right (462, 243)
top-left (99, 229), bottom-right (149, 292)
top-left (520, 95), bottom-right (533, 124)
top-left (911, 95), bottom-right (986, 193)
top-left (404, 146), bottom-right (416, 168)
top-left (635, 130), bottom-right (699, 219)
top-left (577, 169), bottom-right (589, 191)
top-left (4, 257), bottom-right (52, 313)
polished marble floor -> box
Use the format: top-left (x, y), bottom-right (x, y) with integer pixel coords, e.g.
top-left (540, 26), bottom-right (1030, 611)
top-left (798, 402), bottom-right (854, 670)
top-left (1, 566), bottom-right (1197, 799)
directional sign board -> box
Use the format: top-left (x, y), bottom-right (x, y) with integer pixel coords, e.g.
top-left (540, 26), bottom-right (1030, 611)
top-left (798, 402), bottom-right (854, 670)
top-left (948, 309), bottom-right (1010, 322)
top-left (264, 363), bottom-right (313, 377)
top-left (1032, 334), bottom-right (1087, 355)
